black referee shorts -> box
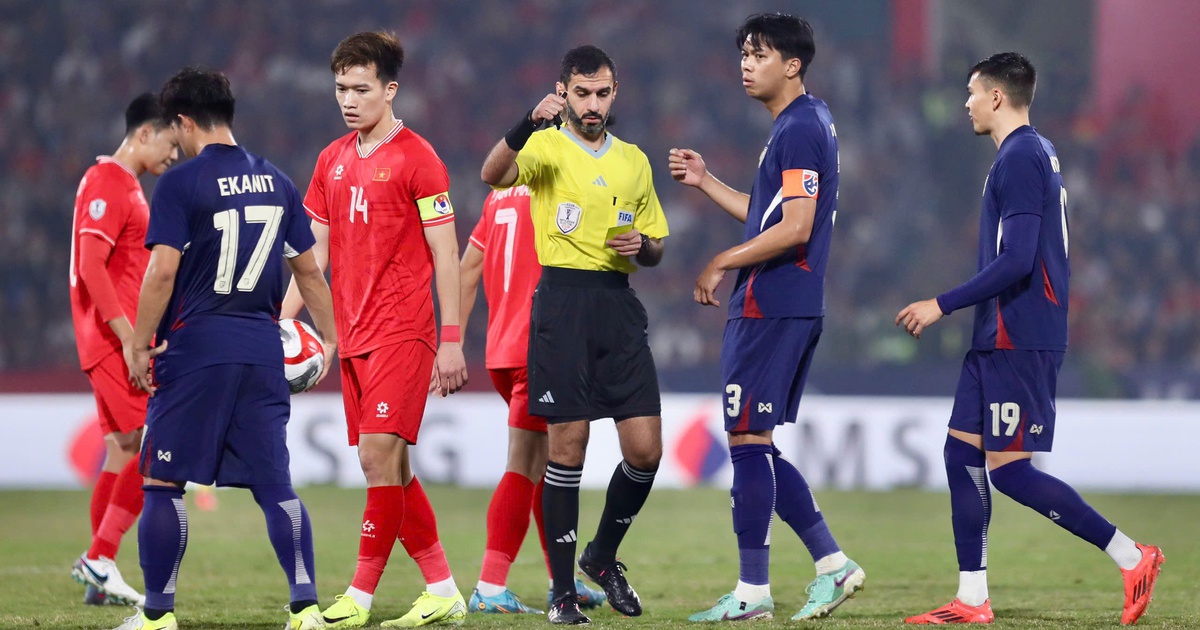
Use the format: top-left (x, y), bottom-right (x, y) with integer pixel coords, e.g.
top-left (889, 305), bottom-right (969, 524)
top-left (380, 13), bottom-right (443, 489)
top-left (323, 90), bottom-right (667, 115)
top-left (527, 266), bottom-right (662, 423)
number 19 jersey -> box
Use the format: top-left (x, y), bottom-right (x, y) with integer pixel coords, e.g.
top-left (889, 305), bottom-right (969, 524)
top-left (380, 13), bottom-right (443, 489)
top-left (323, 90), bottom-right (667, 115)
top-left (468, 186), bottom-right (539, 369)
top-left (145, 144), bottom-right (315, 384)
top-left (304, 122), bottom-right (455, 357)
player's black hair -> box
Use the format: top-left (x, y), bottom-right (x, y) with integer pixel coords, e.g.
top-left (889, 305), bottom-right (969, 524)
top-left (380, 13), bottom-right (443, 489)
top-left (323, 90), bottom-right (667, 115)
top-left (332, 31), bottom-right (404, 84)
top-left (970, 52), bottom-right (1036, 108)
top-left (559, 45), bottom-right (616, 86)
top-left (736, 13), bottom-right (816, 79)
top-left (158, 67), bottom-right (236, 130)
top-left (124, 92), bottom-right (168, 135)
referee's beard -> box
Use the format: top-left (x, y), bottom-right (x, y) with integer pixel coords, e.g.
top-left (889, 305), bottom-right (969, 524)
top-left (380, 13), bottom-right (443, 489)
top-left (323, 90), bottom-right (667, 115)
top-left (566, 105), bottom-right (615, 139)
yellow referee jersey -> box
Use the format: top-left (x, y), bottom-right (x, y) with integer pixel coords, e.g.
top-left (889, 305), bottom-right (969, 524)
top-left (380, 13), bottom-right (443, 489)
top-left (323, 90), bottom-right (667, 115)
top-left (510, 126), bottom-right (669, 273)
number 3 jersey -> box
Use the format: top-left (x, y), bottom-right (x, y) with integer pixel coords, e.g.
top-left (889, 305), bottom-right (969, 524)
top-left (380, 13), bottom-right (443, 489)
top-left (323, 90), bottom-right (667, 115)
top-left (146, 144), bottom-right (316, 383)
top-left (304, 122), bottom-right (455, 357)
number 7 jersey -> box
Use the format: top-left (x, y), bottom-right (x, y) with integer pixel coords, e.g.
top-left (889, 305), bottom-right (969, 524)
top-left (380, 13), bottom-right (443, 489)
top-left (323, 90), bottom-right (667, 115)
top-left (145, 144), bottom-right (316, 384)
top-left (468, 186), bottom-right (539, 369)
top-left (304, 122), bottom-right (455, 357)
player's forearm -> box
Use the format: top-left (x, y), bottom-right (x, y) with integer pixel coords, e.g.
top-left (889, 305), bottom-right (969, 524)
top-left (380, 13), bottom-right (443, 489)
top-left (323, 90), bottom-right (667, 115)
top-left (458, 256), bottom-right (482, 334)
top-left (937, 214), bottom-right (1039, 314)
top-left (712, 221), bottom-right (808, 271)
top-left (481, 140), bottom-right (519, 188)
top-left (294, 269), bottom-right (338, 349)
top-left (106, 316), bottom-right (134, 345)
top-left (280, 278), bottom-right (305, 320)
top-left (131, 270), bottom-right (173, 349)
top-left (433, 250), bottom-right (461, 330)
top-left (699, 173), bottom-right (750, 223)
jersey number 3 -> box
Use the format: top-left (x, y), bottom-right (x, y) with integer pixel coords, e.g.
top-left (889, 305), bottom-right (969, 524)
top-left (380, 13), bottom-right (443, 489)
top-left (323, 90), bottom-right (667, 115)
top-left (213, 205), bottom-right (283, 294)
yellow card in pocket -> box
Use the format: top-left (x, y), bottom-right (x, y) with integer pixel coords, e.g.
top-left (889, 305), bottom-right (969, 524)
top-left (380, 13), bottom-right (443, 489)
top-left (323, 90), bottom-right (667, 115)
top-left (605, 224), bottom-right (634, 241)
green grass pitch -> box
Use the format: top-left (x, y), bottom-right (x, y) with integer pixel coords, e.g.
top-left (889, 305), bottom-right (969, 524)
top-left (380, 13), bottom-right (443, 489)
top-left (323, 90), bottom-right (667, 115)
top-left (1, 486), bottom-right (1196, 628)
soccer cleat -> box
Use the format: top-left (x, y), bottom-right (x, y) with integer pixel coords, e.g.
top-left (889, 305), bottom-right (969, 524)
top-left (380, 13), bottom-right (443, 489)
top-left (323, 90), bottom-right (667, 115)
top-left (547, 593), bottom-right (591, 625)
top-left (578, 548), bottom-right (641, 617)
top-left (380, 591), bottom-right (467, 627)
top-left (1121, 544), bottom-right (1165, 625)
top-left (469, 588), bottom-right (543, 614)
top-left (548, 578), bottom-right (609, 610)
top-left (287, 604), bottom-right (326, 630)
top-left (73, 554), bottom-right (146, 607)
top-left (905, 599), bottom-right (994, 624)
top-left (84, 584), bottom-right (109, 606)
top-left (793, 559), bottom-right (865, 620)
top-left (321, 594), bottom-right (370, 628)
top-left (110, 609), bottom-right (178, 630)
top-left (688, 592), bottom-right (775, 622)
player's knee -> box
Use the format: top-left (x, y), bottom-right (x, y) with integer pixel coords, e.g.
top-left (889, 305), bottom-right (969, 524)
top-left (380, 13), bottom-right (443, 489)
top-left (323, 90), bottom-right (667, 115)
top-left (624, 446), bottom-right (661, 472)
top-left (986, 457), bottom-right (1032, 496)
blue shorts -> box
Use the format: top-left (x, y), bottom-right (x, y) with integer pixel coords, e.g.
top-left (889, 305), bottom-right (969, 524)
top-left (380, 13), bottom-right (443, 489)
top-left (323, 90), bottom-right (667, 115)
top-left (948, 349), bottom-right (1063, 452)
top-left (140, 364), bottom-right (292, 487)
top-left (721, 317), bottom-right (822, 433)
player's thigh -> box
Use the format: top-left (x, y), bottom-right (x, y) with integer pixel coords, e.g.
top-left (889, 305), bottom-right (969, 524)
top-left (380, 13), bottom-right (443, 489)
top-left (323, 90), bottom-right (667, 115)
top-left (340, 354), bottom-right (367, 446)
top-left (219, 366), bottom-right (293, 487)
top-left (948, 351), bottom-right (987, 437)
top-left (721, 317), bottom-right (818, 433)
top-left (355, 341), bottom-right (436, 444)
top-left (86, 351), bottom-right (147, 435)
top-left (528, 284), bottom-right (591, 419)
top-left (978, 350), bottom-right (1062, 452)
top-left (140, 365), bottom-right (240, 485)
top-left (593, 288), bottom-right (661, 420)
top-left (499, 367), bottom-right (547, 433)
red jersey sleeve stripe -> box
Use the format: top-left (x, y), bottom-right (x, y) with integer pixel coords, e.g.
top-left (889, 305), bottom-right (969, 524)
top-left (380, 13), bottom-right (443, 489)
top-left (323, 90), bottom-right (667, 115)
top-left (304, 204), bottom-right (330, 225)
top-left (421, 214), bottom-right (455, 228)
top-left (469, 235), bottom-right (486, 250)
top-left (79, 227), bottom-right (117, 247)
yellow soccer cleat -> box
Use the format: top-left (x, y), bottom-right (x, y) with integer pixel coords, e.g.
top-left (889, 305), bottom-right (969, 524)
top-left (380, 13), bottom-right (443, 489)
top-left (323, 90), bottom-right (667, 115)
top-left (111, 609), bottom-right (178, 630)
top-left (288, 603), bottom-right (325, 630)
top-left (321, 594), bottom-right (370, 629)
top-left (381, 591), bottom-right (467, 627)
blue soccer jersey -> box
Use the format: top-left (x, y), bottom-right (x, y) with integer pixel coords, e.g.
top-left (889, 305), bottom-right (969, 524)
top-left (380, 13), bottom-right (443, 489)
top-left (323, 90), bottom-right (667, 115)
top-left (145, 144), bottom-right (315, 383)
top-left (972, 126), bottom-right (1068, 351)
top-left (728, 94), bottom-right (838, 320)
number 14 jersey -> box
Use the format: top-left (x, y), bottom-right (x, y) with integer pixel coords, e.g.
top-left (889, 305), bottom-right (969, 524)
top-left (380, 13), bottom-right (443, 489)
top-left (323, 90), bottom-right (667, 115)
top-left (304, 122), bottom-right (456, 357)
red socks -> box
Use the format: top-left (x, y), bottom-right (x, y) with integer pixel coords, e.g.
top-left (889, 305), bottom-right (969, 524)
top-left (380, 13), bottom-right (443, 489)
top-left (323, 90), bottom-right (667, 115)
top-left (399, 477), bottom-right (452, 584)
top-left (89, 470), bottom-right (118, 536)
top-left (88, 458), bottom-right (144, 559)
top-left (479, 472), bottom-right (536, 585)
top-left (349, 485), bottom-right (405, 593)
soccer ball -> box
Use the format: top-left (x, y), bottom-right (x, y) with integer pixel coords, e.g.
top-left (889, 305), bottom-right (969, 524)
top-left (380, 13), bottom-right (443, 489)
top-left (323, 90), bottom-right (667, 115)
top-left (280, 318), bottom-right (325, 394)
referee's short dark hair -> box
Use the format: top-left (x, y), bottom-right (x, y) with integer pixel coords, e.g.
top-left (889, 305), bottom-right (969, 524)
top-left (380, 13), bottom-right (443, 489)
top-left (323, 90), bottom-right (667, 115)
top-left (124, 92), bottom-right (167, 135)
top-left (737, 13), bottom-right (816, 79)
top-left (970, 52), bottom-right (1036, 109)
top-left (559, 45), bottom-right (616, 85)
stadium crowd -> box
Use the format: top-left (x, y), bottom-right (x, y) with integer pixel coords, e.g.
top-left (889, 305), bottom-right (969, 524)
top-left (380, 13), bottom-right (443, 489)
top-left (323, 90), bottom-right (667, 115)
top-left (1, 0), bottom-right (1196, 397)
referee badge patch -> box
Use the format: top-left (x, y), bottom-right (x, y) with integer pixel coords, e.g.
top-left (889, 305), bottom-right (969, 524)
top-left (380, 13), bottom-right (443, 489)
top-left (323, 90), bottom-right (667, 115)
top-left (556, 202), bottom-right (582, 234)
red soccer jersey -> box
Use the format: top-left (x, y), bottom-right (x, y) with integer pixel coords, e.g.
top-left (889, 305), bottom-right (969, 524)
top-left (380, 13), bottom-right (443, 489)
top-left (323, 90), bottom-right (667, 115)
top-left (304, 122), bottom-right (455, 357)
top-left (69, 157), bottom-right (150, 370)
top-left (469, 187), bottom-right (541, 369)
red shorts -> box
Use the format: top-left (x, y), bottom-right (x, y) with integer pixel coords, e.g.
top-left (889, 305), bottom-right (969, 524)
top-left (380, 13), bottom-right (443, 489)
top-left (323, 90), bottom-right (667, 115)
top-left (340, 340), bottom-right (435, 446)
top-left (86, 351), bottom-right (147, 435)
top-left (489, 367), bottom-right (547, 433)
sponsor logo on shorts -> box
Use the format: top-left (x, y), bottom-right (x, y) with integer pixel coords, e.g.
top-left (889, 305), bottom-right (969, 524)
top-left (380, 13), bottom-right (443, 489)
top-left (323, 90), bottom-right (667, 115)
top-left (758, 402), bottom-right (773, 413)
top-left (1030, 424), bottom-right (1044, 435)
top-left (538, 391), bottom-right (555, 404)
top-left (376, 402), bottom-right (389, 418)
top-left (157, 450), bottom-right (171, 462)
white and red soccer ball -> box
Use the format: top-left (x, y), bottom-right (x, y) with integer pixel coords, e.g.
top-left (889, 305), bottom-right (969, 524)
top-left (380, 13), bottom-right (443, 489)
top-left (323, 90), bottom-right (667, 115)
top-left (280, 318), bottom-right (325, 394)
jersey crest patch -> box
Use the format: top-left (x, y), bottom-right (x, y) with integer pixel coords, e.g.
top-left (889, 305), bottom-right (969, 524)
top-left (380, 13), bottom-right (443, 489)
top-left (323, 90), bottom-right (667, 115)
top-left (802, 170), bottom-right (819, 197)
top-left (372, 167), bottom-right (391, 182)
top-left (433, 193), bottom-right (452, 215)
top-left (556, 202), bottom-right (582, 234)
top-left (88, 199), bottom-right (107, 220)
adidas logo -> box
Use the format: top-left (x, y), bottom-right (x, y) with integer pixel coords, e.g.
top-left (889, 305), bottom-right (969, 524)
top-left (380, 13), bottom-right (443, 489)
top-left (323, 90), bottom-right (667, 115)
top-left (539, 391), bottom-right (555, 404)
top-left (616, 516), bottom-right (635, 525)
top-left (555, 529), bottom-right (577, 543)
top-left (592, 175), bottom-right (607, 187)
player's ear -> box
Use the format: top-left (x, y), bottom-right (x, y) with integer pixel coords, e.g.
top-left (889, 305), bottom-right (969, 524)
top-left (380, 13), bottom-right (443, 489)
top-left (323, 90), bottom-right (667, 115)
top-left (786, 58), bottom-right (802, 80)
top-left (384, 80), bottom-right (399, 104)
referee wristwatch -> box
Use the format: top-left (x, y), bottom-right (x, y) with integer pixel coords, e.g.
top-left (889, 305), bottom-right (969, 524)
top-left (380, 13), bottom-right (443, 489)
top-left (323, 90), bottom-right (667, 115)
top-left (638, 232), bottom-right (650, 254)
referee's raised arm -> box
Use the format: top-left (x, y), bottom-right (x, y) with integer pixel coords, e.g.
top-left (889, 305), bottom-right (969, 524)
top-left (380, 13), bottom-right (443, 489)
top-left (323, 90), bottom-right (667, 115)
top-left (481, 92), bottom-right (565, 187)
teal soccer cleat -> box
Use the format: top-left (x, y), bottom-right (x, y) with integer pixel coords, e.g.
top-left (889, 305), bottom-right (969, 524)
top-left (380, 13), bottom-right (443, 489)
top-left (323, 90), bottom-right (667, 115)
top-left (689, 593), bottom-right (774, 622)
top-left (792, 559), bottom-right (866, 620)
top-left (469, 588), bottom-right (544, 614)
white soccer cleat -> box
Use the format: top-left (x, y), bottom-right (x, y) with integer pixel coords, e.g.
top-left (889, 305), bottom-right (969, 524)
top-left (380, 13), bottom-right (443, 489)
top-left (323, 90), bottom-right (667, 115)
top-left (74, 554), bottom-right (146, 607)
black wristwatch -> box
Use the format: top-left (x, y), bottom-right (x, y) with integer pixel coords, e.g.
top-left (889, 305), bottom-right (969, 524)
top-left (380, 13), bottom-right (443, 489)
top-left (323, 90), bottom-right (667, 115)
top-left (638, 233), bottom-right (650, 254)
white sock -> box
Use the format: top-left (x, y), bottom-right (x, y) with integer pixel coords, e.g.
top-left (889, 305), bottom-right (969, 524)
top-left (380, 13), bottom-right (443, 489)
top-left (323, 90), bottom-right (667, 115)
top-left (476, 581), bottom-right (506, 597)
top-left (814, 551), bottom-right (849, 575)
top-left (956, 570), bottom-right (988, 607)
top-left (1106, 530), bottom-right (1142, 570)
top-left (345, 586), bottom-right (373, 610)
top-left (733, 580), bottom-right (771, 602)
top-left (427, 576), bottom-right (459, 599)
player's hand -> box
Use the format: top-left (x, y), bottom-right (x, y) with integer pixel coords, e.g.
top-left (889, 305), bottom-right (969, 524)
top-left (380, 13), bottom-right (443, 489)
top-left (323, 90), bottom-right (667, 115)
top-left (895, 299), bottom-right (944, 339)
top-left (430, 342), bottom-right (468, 397)
top-left (669, 148), bottom-right (708, 188)
top-left (316, 341), bottom-right (337, 387)
top-left (606, 228), bottom-right (643, 257)
top-left (124, 339), bottom-right (168, 396)
top-left (531, 92), bottom-right (567, 125)
top-left (694, 259), bottom-right (726, 307)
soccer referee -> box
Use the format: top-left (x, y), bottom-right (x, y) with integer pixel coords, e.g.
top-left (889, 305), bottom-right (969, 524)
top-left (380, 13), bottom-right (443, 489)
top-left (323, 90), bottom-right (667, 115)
top-left (481, 45), bottom-right (668, 626)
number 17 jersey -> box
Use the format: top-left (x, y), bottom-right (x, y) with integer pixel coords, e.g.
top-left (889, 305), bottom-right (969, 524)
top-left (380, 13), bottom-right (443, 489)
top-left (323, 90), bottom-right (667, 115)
top-left (304, 122), bottom-right (456, 357)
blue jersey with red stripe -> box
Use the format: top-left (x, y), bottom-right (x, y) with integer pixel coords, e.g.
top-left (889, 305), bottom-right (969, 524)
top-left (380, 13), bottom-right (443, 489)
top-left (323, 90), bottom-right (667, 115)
top-left (973, 126), bottom-right (1068, 351)
top-left (145, 144), bottom-right (315, 383)
top-left (728, 94), bottom-right (838, 320)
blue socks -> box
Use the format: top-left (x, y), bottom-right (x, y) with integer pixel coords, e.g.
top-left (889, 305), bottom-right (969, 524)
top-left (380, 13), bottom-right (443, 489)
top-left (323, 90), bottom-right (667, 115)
top-left (730, 444), bottom-right (775, 586)
top-left (140, 485), bottom-right (189, 614)
top-left (989, 458), bottom-right (1117, 549)
top-left (251, 484), bottom-right (318, 606)
top-left (944, 437), bottom-right (991, 571)
top-left (772, 446), bottom-right (841, 562)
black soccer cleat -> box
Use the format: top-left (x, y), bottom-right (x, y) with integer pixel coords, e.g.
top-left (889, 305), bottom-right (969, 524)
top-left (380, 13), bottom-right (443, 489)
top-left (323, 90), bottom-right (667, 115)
top-left (578, 547), bottom-right (642, 617)
top-left (548, 593), bottom-right (591, 625)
